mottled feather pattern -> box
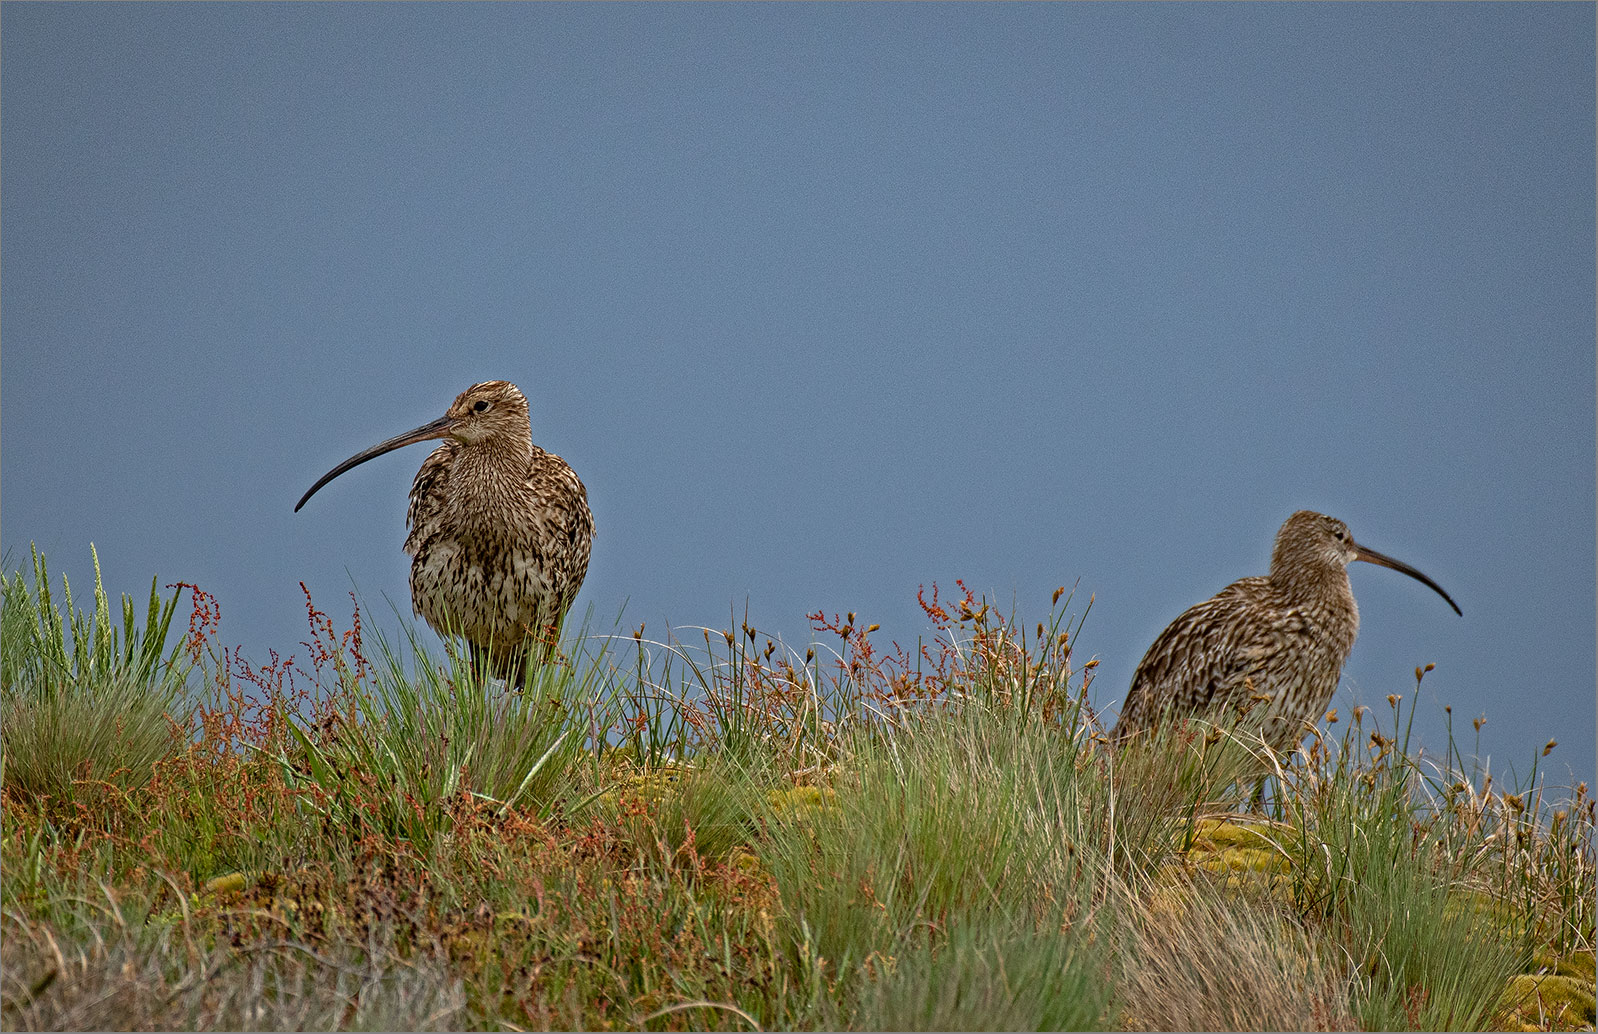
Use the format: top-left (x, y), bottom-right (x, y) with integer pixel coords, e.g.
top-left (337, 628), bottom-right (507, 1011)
top-left (406, 432), bottom-right (593, 676)
top-left (1117, 573), bottom-right (1358, 753)
top-left (297, 379), bottom-right (594, 684)
top-left (1113, 511), bottom-right (1392, 755)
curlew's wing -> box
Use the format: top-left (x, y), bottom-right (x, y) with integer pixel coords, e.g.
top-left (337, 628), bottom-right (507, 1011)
top-left (1114, 576), bottom-right (1302, 740)
top-left (403, 441), bottom-right (458, 555)
top-left (519, 448), bottom-right (596, 608)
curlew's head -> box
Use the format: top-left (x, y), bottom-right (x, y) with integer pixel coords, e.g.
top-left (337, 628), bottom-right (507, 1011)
top-left (438, 380), bottom-right (531, 445)
top-left (294, 380), bottom-right (532, 512)
top-left (1269, 511), bottom-right (1461, 615)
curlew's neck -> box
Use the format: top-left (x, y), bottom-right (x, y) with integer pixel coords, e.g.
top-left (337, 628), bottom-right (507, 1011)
top-left (1268, 558), bottom-right (1360, 648)
top-left (445, 434), bottom-right (534, 517)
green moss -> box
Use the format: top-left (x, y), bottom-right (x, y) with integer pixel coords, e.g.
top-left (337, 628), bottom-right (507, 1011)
top-left (1550, 950), bottom-right (1596, 984)
top-left (202, 871), bottom-right (251, 896)
top-left (766, 783), bottom-right (837, 820)
top-left (597, 764), bottom-right (688, 810)
top-left (1497, 972), bottom-right (1596, 1032)
top-left (1184, 818), bottom-right (1291, 871)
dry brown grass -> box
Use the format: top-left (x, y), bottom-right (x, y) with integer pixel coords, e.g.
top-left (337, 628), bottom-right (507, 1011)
top-left (1, 906), bottom-right (466, 1032)
top-left (1116, 874), bottom-right (1355, 1032)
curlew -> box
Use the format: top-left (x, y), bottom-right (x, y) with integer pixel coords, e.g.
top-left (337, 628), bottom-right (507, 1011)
top-left (1112, 510), bottom-right (1459, 756)
top-left (295, 380), bottom-right (594, 683)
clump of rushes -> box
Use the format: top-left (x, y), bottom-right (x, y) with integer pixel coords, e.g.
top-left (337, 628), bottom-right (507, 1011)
top-left (1248, 677), bottom-right (1545, 1030)
top-left (256, 588), bottom-right (609, 854)
top-left (1, 544), bottom-right (193, 809)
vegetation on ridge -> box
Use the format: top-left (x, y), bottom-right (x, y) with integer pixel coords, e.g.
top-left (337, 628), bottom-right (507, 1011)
top-left (1, 548), bottom-right (1592, 1031)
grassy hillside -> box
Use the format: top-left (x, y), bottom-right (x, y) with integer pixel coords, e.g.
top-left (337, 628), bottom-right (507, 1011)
top-left (2, 548), bottom-right (1592, 1031)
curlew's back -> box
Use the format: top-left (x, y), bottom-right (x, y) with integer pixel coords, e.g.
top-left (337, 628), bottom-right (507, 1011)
top-left (1114, 572), bottom-right (1359, 754)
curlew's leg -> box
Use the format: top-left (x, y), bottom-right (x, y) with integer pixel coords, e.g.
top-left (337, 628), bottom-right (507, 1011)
top-left (467, 641), bottom-right (519, 691)
top-left (467, 642), bottom-right (491, 684)
top-left (517, 621), bottom-right (566, 686)
top-left (497, 644), bottom-right (529, 691)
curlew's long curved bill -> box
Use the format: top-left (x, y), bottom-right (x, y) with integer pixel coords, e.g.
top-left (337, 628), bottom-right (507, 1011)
top-left (294, 415), bottom-right (456, 512)
top-left (1351, 541), bottom-right (1462, 616)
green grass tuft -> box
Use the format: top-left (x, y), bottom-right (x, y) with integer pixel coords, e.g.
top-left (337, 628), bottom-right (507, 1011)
top-left (1, 544), bottom-right (193, 809)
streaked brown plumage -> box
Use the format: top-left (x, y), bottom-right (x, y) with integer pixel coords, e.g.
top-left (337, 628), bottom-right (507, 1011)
top-left (1112, 511), bottom-right (1460, 755)
top-left (295, 381), bottom-right (594, 682)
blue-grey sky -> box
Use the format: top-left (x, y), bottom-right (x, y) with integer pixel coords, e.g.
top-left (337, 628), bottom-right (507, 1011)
top-left (4, 3), bottom-right (1593, 787)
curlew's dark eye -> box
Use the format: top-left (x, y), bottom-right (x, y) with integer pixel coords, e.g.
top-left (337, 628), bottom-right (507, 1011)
top-left (473, 400), bottom-right (491, 413)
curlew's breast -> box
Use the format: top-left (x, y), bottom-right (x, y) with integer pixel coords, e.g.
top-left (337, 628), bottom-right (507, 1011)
top-left (401, 440), bottom-right (594, 650)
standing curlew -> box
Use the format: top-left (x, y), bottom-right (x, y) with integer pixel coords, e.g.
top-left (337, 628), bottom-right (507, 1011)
top-left (1112, 510), bottom-right (1459, 755)
top-left (295, 380), bottom-right (594, 683)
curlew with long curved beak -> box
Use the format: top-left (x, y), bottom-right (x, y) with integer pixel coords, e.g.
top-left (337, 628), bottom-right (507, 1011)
top-left (1113, 510), bottom-right (1458, 755)
top-left (296, 380), bottom-right (594, 683)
